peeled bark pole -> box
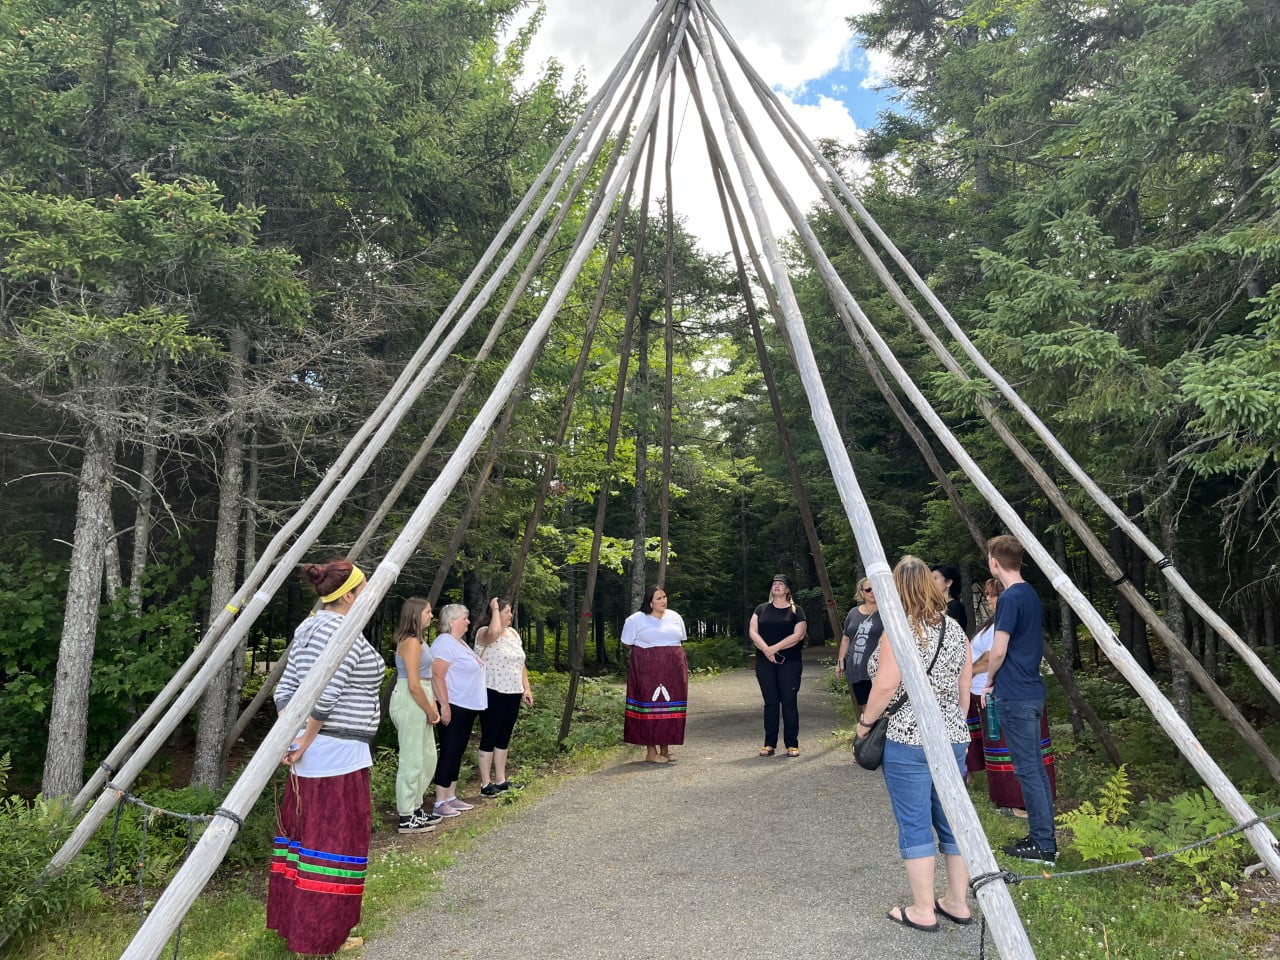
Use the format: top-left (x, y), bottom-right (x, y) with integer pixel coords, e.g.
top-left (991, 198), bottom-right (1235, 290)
top-left (729, 41), bottom-right (1280, 784)
top-left (700, 4), bottom-right (1280, 877)
top-left (688, 9), bottom-right (1039, 955)
top-left (116, 14), bottom-right (690, 958)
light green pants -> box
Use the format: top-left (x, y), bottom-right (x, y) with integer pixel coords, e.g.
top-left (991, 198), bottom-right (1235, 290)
top-left (389, 679), bottom-right (437, 816)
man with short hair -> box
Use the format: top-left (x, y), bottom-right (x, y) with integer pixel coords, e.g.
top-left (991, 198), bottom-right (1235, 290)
top-left (981, 534), bottom-right (1057, 864)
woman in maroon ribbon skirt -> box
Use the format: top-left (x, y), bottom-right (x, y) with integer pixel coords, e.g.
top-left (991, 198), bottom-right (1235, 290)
top-left (268, 558), bottom-right (384, 955)
top-left (621, 585), bottom-right (688, 763)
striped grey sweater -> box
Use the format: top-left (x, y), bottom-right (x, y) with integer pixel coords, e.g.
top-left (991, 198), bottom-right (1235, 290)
top-left (274, 611), bottom-right (385, 744)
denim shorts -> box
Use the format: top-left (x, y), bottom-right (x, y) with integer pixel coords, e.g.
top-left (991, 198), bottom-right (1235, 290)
top-left (882, 738), bottom-right (968, 859)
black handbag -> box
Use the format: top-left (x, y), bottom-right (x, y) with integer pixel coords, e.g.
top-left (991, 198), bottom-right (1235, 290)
top-left (853, 621), bottom-right (945, 771)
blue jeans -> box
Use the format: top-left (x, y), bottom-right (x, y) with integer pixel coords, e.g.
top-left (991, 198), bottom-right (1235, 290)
top-left (997, 696), bottom-right (1056, 850)
top-left (882, 739), bottom-right (967, 859)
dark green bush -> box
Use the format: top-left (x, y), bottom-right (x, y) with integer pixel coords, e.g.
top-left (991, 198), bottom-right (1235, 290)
top-left (0, 754), bottom-right (101, 944)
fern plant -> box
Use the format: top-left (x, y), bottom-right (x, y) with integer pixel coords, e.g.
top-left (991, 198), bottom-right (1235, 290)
top-left (1057, 765), bottom-right (1149, 864)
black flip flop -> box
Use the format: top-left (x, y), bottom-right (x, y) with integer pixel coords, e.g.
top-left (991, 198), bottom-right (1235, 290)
top-left (886, 906), bottom-right (940, 932)
top-left (934, 899), bottom-right (974, 926)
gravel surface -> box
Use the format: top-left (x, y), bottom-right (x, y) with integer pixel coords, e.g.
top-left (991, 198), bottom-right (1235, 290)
top-left (365, 647), bottom-right (984, 960)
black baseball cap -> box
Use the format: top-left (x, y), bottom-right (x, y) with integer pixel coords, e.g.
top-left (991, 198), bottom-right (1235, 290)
top-left (770, 573), bottom-right (792, 587)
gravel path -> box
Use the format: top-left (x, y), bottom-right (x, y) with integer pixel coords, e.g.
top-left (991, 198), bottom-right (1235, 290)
top-left (365, 647), bottom-right (983, 960)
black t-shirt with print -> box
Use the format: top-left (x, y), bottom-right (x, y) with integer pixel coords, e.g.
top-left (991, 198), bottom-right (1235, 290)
top-left (754, 602), bottom-right (807, 663)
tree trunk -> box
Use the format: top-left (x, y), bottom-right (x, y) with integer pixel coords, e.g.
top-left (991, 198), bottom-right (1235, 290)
top-left (1052, 528), bottom-right (1084, 736)
top-left (224, 430), bottom-right (260, 737)
top-left (535, 620), bottom-right (545, 659)
top-left (629, 310), bottom-right (651, 607)
top-left (43, 416), bottom-right (117, 798)
top-left (103, 529), bottom-right (123, 603)
top-left (191, 328), bottom-right (250, 788)
top-left (128, 360), bottom-right (166, 612)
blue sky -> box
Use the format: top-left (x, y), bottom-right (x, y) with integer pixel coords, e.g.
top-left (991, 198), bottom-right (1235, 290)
top-left (506, 0), bottom-right (898, 253)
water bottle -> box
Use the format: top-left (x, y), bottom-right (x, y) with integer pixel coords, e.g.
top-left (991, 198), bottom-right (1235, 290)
top-left (984, 699), bottom-right (1000, 740)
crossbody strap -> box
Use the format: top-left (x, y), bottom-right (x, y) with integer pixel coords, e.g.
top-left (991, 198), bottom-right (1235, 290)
top-left (884, 619), bottom-right (947, 718)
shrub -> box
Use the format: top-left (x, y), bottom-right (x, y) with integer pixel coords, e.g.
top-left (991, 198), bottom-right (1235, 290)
top-left (0, 754), bottom-right (101, 944)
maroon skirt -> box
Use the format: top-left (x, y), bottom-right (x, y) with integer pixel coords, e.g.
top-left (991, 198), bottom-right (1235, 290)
top-left (624, 645), bottom-right (688, 746)
top-left (982, 706), bottom-right (1057, 810)
top-left (267, 768), bottom-right (371, 954)
top-left (965, 693), bottom-right (985, 773)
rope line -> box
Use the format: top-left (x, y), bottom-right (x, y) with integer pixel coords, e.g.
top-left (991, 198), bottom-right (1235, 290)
top-left (968, 808), bottom-right (1280, 958)
top-left (99, 787), bottom-right (217, 958)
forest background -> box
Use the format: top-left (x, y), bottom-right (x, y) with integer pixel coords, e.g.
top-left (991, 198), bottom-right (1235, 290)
top-left (1, 0), bottom-right (1279, 950)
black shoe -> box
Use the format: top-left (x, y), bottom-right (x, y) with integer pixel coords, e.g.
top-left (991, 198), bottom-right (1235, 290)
top-left (480, 783), bottom-right (501, 799)
top-left (398, 813), bottom-right (436, 834)
top-left (414, 807), bottom-right (443, 825)
top-left (494, 780), bottom-right (518, 792)
top-left (1002, 836), bottom-right (1057, 864)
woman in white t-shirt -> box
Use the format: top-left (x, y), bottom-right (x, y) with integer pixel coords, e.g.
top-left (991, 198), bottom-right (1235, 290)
top-left (966, 579), bottom-right (1002, 776)
top-left (620, 584), bottom-right (688, 764)
top-left (430, 604), bottom-right (487, 817)
top-left (475, 597), bottom-right (533, 798)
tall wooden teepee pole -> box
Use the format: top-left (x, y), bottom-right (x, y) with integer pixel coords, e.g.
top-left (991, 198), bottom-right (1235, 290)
top-left (687, 7), bottom-right (1039, 956)
top-left (697, 0), bottom-right (1280, 876)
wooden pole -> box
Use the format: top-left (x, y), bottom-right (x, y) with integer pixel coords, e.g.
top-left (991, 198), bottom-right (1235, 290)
top-left (704, 2), bottom-right (1280, 709)
top-left (687, 9), bottom-right (1040, 956)
top-left (426, 388), bottom-right (525, 607)
top-left (558, 114), bottom-right (661, 745)
top-left (117, 12), bottom-right (690, 957)
top-left (657, 64), bottom-right (676, 585)
top-left (50, 4), bottom-right (675, 875)
top-left (719, 31), bottom-right (1280, 784)
top-left (699, 2), bottom-right (1280, 876)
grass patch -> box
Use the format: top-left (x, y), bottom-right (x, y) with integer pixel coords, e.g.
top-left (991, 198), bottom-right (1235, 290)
top-left (1, 675), bottom-right (627, 960)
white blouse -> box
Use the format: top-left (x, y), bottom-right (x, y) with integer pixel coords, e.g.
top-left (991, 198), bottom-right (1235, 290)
top-left (481, 627), bottom-right (527, 695)
top-left (970, 623), bottom-right (995, 696)
top-left (430, 633), bottom-right (488, 711)
top-left (620, 610), bottom-right (687, 648)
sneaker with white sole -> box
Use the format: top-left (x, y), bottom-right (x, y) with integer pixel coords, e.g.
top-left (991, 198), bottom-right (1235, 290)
top-left (414, 807), bottom-right (443, 826)
top-left (432, 801), bottom-right (461, 818)
top-left (1002, 836), bottom-right (1057, 864)
top-left (398, 812), bottom-right (436, 834)
top-left (447, 797), bottom-right (474, 812)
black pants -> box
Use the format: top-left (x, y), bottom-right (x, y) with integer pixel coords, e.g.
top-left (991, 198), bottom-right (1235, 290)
top-left (433, 703), bottom-right (478, 787)
top-left (755, 655), bottom-right (803, 748)
top-left (479, 690), bottom-right (523, 751)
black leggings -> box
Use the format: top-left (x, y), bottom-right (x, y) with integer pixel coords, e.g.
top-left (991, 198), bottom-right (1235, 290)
top-left (433, 704), bottom-right (478, 787)
top-left (479, 690), bottom-right (523, 751)
top-left (756, 655), bottom-right (803, 748)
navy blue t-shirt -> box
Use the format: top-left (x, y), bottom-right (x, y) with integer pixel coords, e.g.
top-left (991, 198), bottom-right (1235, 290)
top-left (991, 582), bottom-right (1045, 701)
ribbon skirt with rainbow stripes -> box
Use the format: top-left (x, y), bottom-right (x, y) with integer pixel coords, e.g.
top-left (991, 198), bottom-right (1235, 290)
top-left (624, 645), bottom-right (689, 746)
top-left (267, 767), bottom-right (371, 954)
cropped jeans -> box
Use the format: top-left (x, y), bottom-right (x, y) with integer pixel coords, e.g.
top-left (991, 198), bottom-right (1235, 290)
top-left (882, 739), bottom-right (967, 859)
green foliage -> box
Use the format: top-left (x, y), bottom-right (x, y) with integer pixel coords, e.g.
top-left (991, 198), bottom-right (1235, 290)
top-left (0, 754), bottom-right (101, 942)
top-left (1057, 765), bottom-right (1148, 864)
top-left (0, 547), bottom-right (205, 781)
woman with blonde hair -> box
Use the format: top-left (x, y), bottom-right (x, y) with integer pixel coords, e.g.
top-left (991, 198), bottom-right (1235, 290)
top-left (389, 597), bottom-right (442, 833)
top-left (749, 573), bottom-right (808, 757)
top-left (836, 577), bottom-right (881, 719)
top-left (858, 556), bottom-right (973, 932)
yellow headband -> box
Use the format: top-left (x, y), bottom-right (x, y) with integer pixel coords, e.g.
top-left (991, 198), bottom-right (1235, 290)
top-left (320, 565), bottom-right (365, 604)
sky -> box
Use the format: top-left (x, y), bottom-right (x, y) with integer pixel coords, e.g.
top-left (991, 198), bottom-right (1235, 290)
top-left (503, 0), bottom-right (897, 257)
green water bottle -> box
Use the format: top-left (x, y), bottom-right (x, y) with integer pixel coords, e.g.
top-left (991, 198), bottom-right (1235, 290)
top-left (984, 699), bottom-right (1000, 740)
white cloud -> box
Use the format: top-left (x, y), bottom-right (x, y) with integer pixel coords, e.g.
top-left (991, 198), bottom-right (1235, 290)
top-left (860, 48), bottom-right (898, 90)
top-left (504, 0), bottom-right (875, 256)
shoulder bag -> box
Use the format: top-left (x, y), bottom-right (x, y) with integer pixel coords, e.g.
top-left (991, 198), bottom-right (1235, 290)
top-left (853, 619), bottom-right (946, 770)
